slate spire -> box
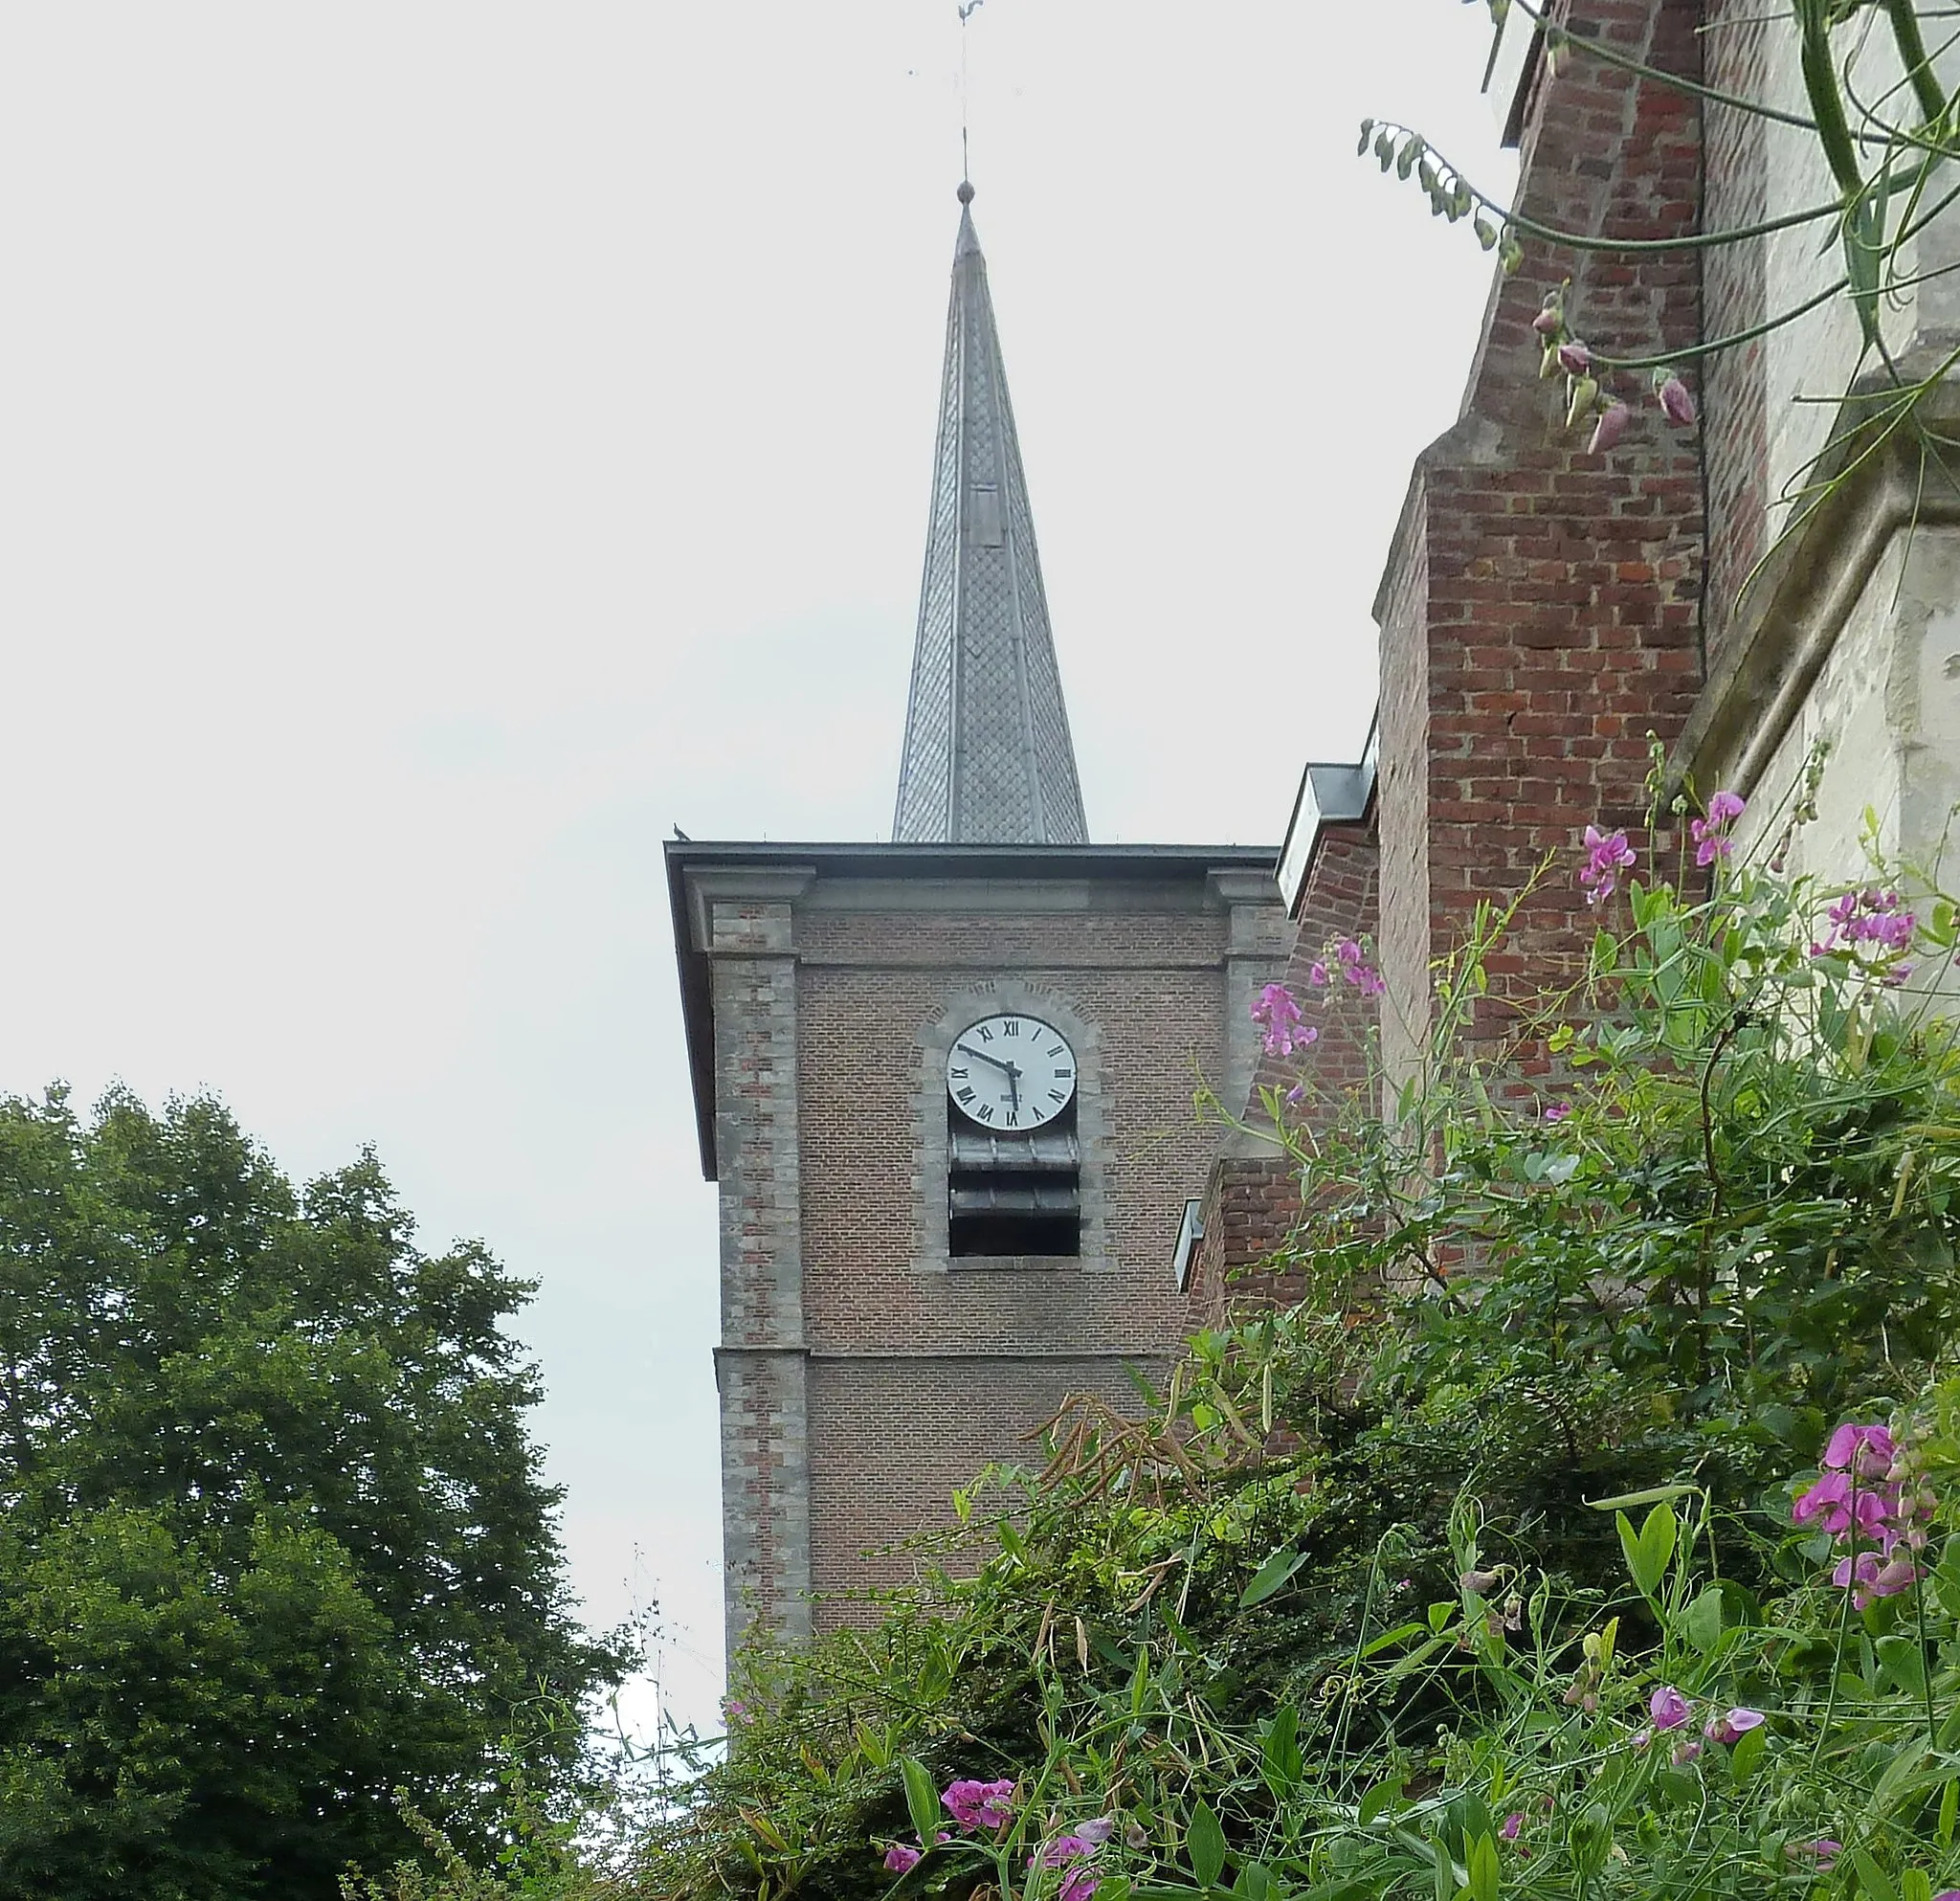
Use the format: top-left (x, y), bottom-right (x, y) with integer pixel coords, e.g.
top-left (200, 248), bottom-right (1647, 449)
top-left (892, 183), bottom-right (1089, 845)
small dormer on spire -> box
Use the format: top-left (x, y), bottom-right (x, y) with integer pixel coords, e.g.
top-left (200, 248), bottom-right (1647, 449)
top-left (892, 184), bottom-right (1089, 845)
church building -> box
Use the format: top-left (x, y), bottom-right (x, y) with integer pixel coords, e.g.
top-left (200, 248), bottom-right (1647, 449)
top-left (665, 186), bottom-right (1287, 1652)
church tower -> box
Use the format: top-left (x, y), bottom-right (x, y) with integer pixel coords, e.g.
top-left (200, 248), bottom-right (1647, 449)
top-left (666, 188), bottom-right (1285, 1655)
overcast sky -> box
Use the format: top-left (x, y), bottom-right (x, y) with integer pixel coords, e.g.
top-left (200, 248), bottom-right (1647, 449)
top-left (0, 4), bottom-right (1512, 1738)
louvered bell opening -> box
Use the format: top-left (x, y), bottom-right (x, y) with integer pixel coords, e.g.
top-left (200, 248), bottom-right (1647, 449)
top-left (949, 1129), bottom-right (1079, 1172)
top-left (948, 1106), bottom-right (1080, 1259)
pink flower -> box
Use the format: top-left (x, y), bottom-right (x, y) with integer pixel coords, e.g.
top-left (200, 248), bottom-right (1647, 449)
top-left (1588, 402), bottom-right (1630, 454)
top-left (1671, 1737), bottom-right (1703, 1766)
top-left (1824, 1421), bottom-right (1897, 1478)
top-left (1690, 790), bottom-right (1746, 866)
top-left (1629, 1727), bottom-right (1653, 1750)
top-left (1532, 299), bottom-right (1563, 336)
top-left (1307, 960), bottom-right (1330, 987)
top-left (1284, 1081), bottom-right (1307, 1107)
top-left (1032, 1834), bottom-right (1103, 1901)
top-left (1500, 1813), bottom-right (1523, 1842)
top-left (1832, 1550), bottom-right (1883, 1607)
top-left (884, 1845), bottom-right (924, 1874)
top-left (1334, 938), bottom-right (1387, 995)
top-left (1650, 1685), bottom-right (1691, 1732)
top-left (1657, 373), bottom-right (1697, 425)
top-left (943, 1778), bottom-right (1016, 1832)
top-left (1579, 825), bottom-right (1637, 905)
top-left (1557, 339), bottom-right (1592, 374)
top-left (1075, 1819), bottom-right (1118, 1846)
top-left (1704, 1707), bottom-right (1765, 1746)
top-left (1802, 1841), bottom-right (1843, 1871)
top-left (1543, 1101), bottom-right (1571, 1124)
top-left (1251, 983), bottom-right (1315, 1058)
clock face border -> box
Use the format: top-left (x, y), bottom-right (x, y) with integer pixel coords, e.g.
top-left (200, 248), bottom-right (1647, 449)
top-left (945, 1013), bottom-right (1078, 1130)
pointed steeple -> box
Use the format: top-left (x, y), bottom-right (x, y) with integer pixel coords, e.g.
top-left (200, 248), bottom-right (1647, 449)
top-left (892, 184), bottom-right (1089, 845)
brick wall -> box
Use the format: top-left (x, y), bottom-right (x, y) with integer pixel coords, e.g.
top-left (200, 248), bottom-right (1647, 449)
top-left (685, 859), bottom-right (1285, 1649)
top-left (1376, 0), bottom-right (1705, 1083)
top-left (1188, 825), bottom-right (1380, 1322)
top-left (806, 1354), bottom-right (1151, 1613)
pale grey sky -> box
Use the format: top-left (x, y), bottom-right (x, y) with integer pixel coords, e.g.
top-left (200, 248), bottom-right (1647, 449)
top-left (0, 4), bottom-right (1511, 1736)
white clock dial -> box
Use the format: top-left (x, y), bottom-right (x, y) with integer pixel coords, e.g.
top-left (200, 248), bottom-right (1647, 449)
top-left (945, 1014), bottom-right (1078, 1130)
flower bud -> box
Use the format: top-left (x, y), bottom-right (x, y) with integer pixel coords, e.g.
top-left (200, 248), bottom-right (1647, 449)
top-left (1532, 302), bottom-right (1563, 336)
top-left (1656, 373), bottom-right (1697, 425)
top-left (1556, 339), bottom-right (1592, 375)
top-left (1588, 401), bottom-right (1630, 454)
top-left (1566, 376), bottom-right (1598, 429)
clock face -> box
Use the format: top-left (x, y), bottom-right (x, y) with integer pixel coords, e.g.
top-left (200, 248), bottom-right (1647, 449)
top-left (945, 1014), bottom-right (1078, 1130)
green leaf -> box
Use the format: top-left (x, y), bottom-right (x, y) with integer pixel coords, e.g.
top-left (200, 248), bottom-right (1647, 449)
top-left (1357, 118), bottom-right (1375, 157)
top-left (1680, 1585), bottom-right (1725, 1653)
top-left (1851, 1847), bottom-right (1900, 1901)
top-left (900, 1756), bottom-right (941, 1846)
top-left (1260, 1705), bottom-right (1303, 1789)
top-left (1239, 1547), bottom-right (1305, 1609)
top-left (1587, 1482), bottom-right (1700, 1511)
top-left (1430, 1836), bottom-right (1456, 1901)
top-left (1940, 1777), bottom-right (1958, 1848)
top-left (1627, 1501), bottom-right (1678, 1598)
top-left (1729, 1722), bottom-right (1768, 1785)
top-left (1235, 1863), bottom-right (1272, 1901)
top-left (1189, 1802), bottom-right (1227, 1890)
top-left (1361, 1621), bottom-right (1427, 1657)
top-left (1878, 1634), bottom-right (1928, 1698)
top-left (1474, 217), bottom-right (1498, 250)
top-left (1903, 1872), bottom-right (1931, 1901)
top-left (1358, 1775), bottom-right (1404, 1826)
top-left (1465, 1831), bottom-right (1500, 1901)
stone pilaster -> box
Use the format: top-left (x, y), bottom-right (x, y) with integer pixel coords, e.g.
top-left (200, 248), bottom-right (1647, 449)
top-left (687, 868), bottom-right (815, 1653)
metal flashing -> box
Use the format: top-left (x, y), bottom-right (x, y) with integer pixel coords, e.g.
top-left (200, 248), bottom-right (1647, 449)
top-left (1276, 713), bottom-right (1379, 916)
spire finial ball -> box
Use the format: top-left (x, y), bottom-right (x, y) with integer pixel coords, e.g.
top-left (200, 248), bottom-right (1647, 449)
top-left (956, 180), bottom-right (975, 204)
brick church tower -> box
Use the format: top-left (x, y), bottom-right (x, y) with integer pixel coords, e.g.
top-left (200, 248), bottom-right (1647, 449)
top-left (666, 186), bottom-right (1286, 1655)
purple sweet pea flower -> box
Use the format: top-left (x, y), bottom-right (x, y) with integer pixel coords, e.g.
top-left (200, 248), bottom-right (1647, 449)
top-left (1250, 982), bottom-right (1316, 1058)
top-left (1589, 401), bottom-right (1630, 454)
top-left (1650, 1685), bottom-right (1691, 1732)
top-left (1704, 1707), bottom-right (1765, 1746)
top-left (884, 1845), bottom-right (924, 1874)
top-left (1557, 339), bottom-right (1592, 375)
top-left (1500, 1813), bottom-right (1524, 1842)
top-left (1824, 1421), bottom-right (1896, 1477)
top-left (943, 1778), bottom-right (1016, 1833)
top-left (1657, 373), bottom-right (1697, 425)
top-left (1579, 825), bottom-right (1637, 904)
top-left (1543, 1101), bottom-right (1572, 1124)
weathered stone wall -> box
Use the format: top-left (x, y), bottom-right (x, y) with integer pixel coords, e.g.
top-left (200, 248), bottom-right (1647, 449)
top-left (1684, 5), bottom-right (1960, 908)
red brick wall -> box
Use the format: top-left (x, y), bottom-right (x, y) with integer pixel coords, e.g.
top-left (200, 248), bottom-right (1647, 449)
top-left (806, 1355), bottom-right (1148, 1613)
top-left (1252, 829), bottom-right (1382, 1117)
top-left (790, 890), bottom-right (1267, 1634)
top-left (1188, 826), bottom-right (1381, 1322)
top-left (1377, 0), bottom-right (1705, 1073)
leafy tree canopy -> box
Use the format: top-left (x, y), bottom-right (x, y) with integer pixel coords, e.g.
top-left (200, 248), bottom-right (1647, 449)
top-left (0, 1086), bottom-right (623, 1901)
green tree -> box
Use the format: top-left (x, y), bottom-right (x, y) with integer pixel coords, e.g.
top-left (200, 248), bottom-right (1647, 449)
top-left (0, 1086), bottom-right (622, 1901)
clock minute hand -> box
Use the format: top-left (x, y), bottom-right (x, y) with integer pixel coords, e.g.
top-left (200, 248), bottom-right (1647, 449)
top-left (955, 1042), bottom-right (1021, 1078)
